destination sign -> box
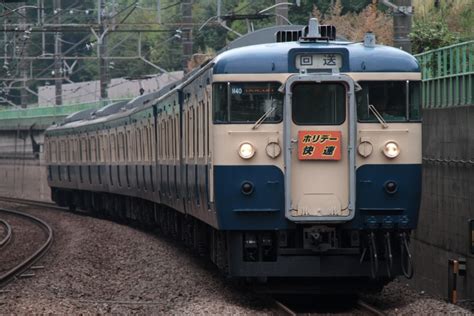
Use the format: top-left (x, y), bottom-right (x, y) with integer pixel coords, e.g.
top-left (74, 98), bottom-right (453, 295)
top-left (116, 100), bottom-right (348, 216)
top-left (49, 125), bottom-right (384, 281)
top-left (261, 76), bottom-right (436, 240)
top-left (295, 53), bottom-right (342, 70)
top-left (298, 130), bottom-right (342, 160)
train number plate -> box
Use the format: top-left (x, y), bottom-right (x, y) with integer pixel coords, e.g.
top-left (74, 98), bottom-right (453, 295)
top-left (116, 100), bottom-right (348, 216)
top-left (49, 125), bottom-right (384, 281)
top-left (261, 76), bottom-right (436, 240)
top-left (298, 131), bottom-right (341, 160)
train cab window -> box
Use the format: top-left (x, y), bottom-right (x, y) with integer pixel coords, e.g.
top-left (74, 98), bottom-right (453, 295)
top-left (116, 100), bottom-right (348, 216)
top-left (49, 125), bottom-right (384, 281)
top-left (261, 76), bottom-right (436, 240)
top-left (292, 82), bottom-right (346, 125)
top-left (356, 81), bottom-right (421, 122)
top-left (213, 82), bottom-right (283, 123)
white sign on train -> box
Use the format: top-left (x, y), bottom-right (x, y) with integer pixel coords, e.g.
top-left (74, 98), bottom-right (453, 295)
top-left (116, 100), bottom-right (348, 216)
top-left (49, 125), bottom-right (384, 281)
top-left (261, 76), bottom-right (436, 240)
top-left (295, 54), bottom-right (342, 70)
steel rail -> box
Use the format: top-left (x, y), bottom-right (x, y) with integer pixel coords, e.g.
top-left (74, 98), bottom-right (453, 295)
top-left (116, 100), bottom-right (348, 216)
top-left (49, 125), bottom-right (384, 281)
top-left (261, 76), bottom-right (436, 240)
top-left (0, 208), bottom-right (53, 288)
top-left (356, 299), bottom-right (387, 316)
top-left (0, 196), bottom-right (66, 212)
top-left (273, 299), bottom-right (297, 316)
top-left (0, 219), bottom-right (12, 248)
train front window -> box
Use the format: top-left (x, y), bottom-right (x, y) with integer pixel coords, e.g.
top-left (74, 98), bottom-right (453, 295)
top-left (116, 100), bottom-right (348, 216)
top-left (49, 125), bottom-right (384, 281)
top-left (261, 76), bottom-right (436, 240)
top-left (292, 82), bottom-right (346, 125)
top-left (357, 81), bottom-right (421, 122)
top-left (213, 82), bottom-right (283, 124)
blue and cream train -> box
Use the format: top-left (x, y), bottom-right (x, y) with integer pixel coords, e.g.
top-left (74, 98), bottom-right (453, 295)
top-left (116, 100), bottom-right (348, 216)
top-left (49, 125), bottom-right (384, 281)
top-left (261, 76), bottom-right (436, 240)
top-left (45, 20), bottom-right (421, 292)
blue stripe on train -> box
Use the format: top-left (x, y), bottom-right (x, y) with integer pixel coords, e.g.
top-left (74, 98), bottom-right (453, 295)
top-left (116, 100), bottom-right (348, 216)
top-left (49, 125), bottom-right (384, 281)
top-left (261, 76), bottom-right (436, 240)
top-left (349, 164), bottom-right (422, 230)
top-left (214, 165), bottom-right (289, 230)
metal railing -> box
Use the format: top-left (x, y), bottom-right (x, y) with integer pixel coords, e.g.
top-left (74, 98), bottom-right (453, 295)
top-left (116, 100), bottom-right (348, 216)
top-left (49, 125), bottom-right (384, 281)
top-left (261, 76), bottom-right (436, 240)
top-left (415, 40), bottom-right (474, 108)
top-left (0, 99), bottom-right (128, 120)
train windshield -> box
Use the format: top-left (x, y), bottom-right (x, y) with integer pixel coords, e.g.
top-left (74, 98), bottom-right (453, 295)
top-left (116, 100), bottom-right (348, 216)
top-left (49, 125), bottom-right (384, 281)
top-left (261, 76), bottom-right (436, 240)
top-left (356, 81), bottom-right (421, 122)
top-left (292, 82), bottom-right (346, 125)
top-left (213, 82), bottom-right (283, 123)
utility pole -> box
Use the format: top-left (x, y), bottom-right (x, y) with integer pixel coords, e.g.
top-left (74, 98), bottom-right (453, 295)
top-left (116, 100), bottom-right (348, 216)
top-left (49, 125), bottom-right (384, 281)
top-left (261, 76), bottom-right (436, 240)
top-left (275, 0), bottom-right (289, 26)
top-left (98, 0), bottom-right (109, 101)
top-left (53, 0), bottom-right (62, 105)
top-left (1, 2), bottom-right (171, 108)
top-left (19, 3), bottom-right (28, 108)
top-left (392, 0), bottom-right (412, 53)
top-left (181, 0), bottom-right (193, 72)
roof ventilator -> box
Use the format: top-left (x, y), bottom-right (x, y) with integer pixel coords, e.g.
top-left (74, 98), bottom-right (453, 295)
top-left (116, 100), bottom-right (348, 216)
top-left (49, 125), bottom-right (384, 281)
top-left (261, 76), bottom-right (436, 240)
top-left (275, 18), bottom-right (336, 43)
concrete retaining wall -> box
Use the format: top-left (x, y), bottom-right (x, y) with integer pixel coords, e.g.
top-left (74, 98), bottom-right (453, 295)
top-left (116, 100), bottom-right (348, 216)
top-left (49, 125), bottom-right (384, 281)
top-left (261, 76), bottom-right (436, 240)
top-left (0, 130), bottom-right (51, 202)
top-left (410, 106), bottom-right (474, 299)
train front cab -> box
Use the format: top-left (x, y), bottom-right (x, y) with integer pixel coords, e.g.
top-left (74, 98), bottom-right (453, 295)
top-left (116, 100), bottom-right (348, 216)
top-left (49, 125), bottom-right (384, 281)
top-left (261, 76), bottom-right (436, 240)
top-left (212, 71), bottom-right (421, 288)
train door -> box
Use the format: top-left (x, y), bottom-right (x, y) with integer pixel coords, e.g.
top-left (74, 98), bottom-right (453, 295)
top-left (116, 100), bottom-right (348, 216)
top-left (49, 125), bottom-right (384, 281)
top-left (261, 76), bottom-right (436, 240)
top-left (284, 74), bottom-right (356, 222)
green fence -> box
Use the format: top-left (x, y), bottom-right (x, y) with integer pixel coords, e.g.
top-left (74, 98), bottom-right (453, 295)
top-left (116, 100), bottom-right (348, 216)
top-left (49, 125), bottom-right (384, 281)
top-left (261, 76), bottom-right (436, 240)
top-left (0, 99), bottom-right (130, 120)
top-left (415, 40), bottom-right (474, 108)
top-left (0, 99), bottom-right (129, 130)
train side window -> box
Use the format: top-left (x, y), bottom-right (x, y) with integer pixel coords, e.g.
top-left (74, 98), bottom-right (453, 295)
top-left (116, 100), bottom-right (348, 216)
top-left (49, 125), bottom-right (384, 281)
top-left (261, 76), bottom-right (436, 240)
top-left (158, 122), bottom-right (162, 159)
top-left (409, 82), bottom-right (421, 120)
top-left (57, 140), bottom-right (61, 163)
top-left (78, 139), bottom-right (82, 163)
top-left (82, 138), bottom-right (87, 163)
top-left (69, 139), bottom-right (74, 162)
top-left (189, 108), bottom-right (194, 159)
top-left (74, 139), bottom-right (77, 163)
top-left (173, 118), bottom-right (177, 159)
top-left (87, 137), bottom-right (91, 162)
top-left (125, 130), bottom-right (129, 162)
top-left (141, 127), bottom-right (146, 161)
top-left (168, 120), bottom-right (172, 159)
top-left (119, 132), bottom-right (125, 162)
top-left (206, 99), bottom-right (210, 156)
top-left (126, 130), bottom-right (131, 162)
top-left (90, 136), bottom-right (96, 163)
top-left (131, 128), bottom-right (135, 161)
top-left (200, 101), bottom-right (207, 157)
top-left (151, 121), bottom-right (156, 161)
top-left (101, 135), bottom-right (106, 162)
top-left (292, 82), bottom-right (346, 125)
top-left (195, 105), bottom-right (199, 158)
top-left (184, 111), bottom-right (188, 158)
top-left (117, 133), bottom-right (121, 162)
top-left (165, 120), bottom-right (170, 159)
top-left (44, 138), bottom-right (49, 163)
top-left (110, 134), bottom-right (116, 163)
top-left (175, 115), bottom-right (179, 159)
top-left (65, 139), bottom-right (69, 162)
top-left (58, 140), bottom-right (63, 163)
top-left (80, 138), bottom-right (83, 163)
top-left (146, 126), bottom-right (150, 161)
top-left (149, 121), bottom-right (153, 161)
top-left (194, 106), bottom-right (198, 158)
top-left (51, 141), bottom-right (56, 163)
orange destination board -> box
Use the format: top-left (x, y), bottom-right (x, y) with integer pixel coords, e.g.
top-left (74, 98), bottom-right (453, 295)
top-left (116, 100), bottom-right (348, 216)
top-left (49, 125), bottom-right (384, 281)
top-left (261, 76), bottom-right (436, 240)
top-left (298, 131), bottom-right (342, 160)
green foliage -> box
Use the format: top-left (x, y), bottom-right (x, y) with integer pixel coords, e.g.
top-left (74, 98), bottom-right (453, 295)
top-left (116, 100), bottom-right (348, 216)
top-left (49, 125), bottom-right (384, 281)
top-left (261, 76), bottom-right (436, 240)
top-left (410, 0), bottom-right (472, 53)
top-left (410, 19), bottom-right (459, 54)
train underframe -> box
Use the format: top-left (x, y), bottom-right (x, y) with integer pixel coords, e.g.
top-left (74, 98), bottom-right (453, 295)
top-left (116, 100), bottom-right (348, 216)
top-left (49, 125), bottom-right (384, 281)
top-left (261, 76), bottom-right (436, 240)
top-left (51, 187), bottom-right (413, 294)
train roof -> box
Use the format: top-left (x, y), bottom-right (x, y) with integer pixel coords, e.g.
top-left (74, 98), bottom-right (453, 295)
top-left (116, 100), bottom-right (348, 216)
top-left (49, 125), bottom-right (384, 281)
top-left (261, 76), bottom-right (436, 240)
top-left (213, 41), bottom-right (420, 74)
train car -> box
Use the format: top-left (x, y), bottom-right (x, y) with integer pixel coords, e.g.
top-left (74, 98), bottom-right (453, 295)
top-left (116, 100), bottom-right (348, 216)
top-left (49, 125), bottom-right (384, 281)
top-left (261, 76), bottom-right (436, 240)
top-left (44, 19), bottom-right (421, 293)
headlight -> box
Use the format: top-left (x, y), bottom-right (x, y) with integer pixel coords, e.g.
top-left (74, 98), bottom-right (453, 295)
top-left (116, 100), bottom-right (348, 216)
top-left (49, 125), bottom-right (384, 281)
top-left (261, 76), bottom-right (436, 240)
top-left (383, 141), bottom-right (400, 158)
top-left (238, 142), bottom-right (256, 159)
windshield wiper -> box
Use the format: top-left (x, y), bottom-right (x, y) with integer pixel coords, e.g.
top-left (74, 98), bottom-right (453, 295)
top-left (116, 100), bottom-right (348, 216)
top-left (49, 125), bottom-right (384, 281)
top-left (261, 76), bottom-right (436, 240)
top-left (368, 104), bottom-right (388, 129)
top-left (252, 101), bottom-right (276, 130)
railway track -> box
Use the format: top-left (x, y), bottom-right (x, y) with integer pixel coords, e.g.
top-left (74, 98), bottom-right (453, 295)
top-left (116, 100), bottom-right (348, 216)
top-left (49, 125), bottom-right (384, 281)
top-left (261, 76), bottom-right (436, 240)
top-left (0, 208), bottom-right (53, 288)
top-left (0, 196), bottom-right (65, 212)
top-left (273, 297), bottom-right (387, 315)
top-left (0, 219), bottom-right (12, 248)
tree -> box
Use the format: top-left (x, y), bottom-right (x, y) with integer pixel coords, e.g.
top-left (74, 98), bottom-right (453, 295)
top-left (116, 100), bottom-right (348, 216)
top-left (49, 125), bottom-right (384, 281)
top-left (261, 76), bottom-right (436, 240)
top-left (312, 0), bottom-right (393, 45)
top-left (409, 0), bottom-right (472, 53)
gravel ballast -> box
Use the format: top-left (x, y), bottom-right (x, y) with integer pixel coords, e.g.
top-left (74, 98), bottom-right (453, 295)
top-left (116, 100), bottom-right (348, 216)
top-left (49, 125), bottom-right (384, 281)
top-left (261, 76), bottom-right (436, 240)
top-left (0, 203), bottom-right (472, 314)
